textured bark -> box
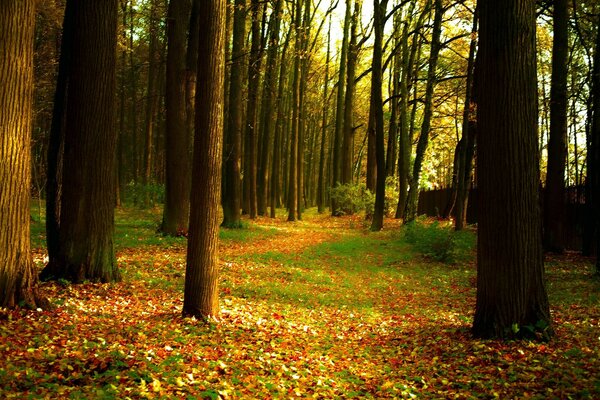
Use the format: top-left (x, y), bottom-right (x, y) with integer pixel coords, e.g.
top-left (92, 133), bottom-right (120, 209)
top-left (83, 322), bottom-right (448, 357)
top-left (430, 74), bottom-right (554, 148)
top-left (162, 0), bottom-right (193, 236)
top-left (473, 0), bottom-right (552, 339)
top-left (40, 0), bottom-right (120, 283)
top-left (543, 0), bottom-right (568, 253)
top-left (371, 0), bottom-right (388, 232)
top-left (591, 12), bottom-right (600, 273)
top-left (404, 0), bottom-right (442, 223)
top-left (0, 0), bottom-right (41, 308)
top-left (222, 0), bottom-right (245, 228)
top-left (183, 0), bottom-right (225, 320)
top-left (317, 17), bottom-right (332, 214)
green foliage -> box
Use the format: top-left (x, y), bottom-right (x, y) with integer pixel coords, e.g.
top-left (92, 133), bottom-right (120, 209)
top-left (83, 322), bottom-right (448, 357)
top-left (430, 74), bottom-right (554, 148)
top-left (384, 176), bottom-right (400, 217)
top-left (122, 182), bottom-right (165, 208)
top-left (404, 217), bottom-right (475, 264)
top-left (329, 183), bottom-right (375, 215)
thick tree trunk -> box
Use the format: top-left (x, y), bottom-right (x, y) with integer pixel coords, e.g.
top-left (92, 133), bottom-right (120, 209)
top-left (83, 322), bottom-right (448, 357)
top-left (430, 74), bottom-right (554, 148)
top-left (371, 0), bottom-right (388, 232)
top-left (0, 0), bottom-right (42, 308)
top-left (222, 0), bottom-right (245, 228)
top-left (183, 0), bottom-right (225, 320)
top-left (591, 12), bottom-right (600, 273)
top-left (543, 0), bottom-right (568, 253)
top-left (162, 0), bottom-right (193, 236)
top-left (317, 17), bottom-right (333, 214)
top-left (473, 0), bottom-right (552, 339)
top-left (41, 0), bottom-right (120, 283)
top-left (404, 0), bottom-right (442, 223)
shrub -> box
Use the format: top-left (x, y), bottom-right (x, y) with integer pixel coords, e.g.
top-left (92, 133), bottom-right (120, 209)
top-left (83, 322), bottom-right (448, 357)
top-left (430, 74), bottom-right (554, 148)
top-left (329, 183), bottom-right (375, 215)
top-left (404, 217), bottom-right (475, 264)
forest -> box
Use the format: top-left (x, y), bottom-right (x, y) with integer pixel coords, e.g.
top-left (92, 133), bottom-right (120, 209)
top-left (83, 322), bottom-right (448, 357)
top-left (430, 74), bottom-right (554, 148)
top-left (0, 0), bottom-right (599, 398)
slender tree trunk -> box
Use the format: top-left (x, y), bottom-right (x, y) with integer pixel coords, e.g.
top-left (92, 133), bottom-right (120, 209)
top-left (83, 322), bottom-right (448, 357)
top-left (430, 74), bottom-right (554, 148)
top-left (331, 0), bottom-right (352, 216)
top-left (473, 0), bottom-right (552, 339)
top-left (129, 1), bottom-right (140, 187)
top-left (405, 0), bottom-right (443, 223)
top-left (183, 0), bottom-right (225, 319)
top-left (317, 16), bottom-right (333, 213)
top-left (46, 0), bottom-right (75, 266)
top-left (0, 0), bottom-right (43, 308)
top-left (222, 0), bottom-right (245, 228)
top-left (371, 0), bottom-right (388, 231)
top-left (287, 0), bottom-right (303, 222)
top-left (244, 0), bottom-right (263, 220)
top-left (162, 0), bottom-right (193, 236)
top-left (590, 12), bottom-right (600, 272)
top-left (543, 0), bottom-right (568, 253)
top-left (41, 0), bottom-right (120, 283)
top-left (341, 1), bottom-right (360, 189)
top-left (258, 0), bottom-right (283, 216)
top-left (455, 7), bottom-right (478, 231)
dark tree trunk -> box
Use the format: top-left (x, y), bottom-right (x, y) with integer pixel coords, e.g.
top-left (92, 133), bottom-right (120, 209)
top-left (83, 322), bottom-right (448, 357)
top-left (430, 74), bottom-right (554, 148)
top-left (404, 0), bottom-right (443, 223)
top-left (371, 0), bottom-right (388, 232)
top-left (222, 0), bottom-right (245, 228)
top-left (162, 0), bottom-right (193, 236)
top-left (590, 12), bottom-right (600, 273)
top-left (331, 0), bottom-right (352, 216)
top-left (0, 0), bottom-right (43, 308)
top-left (46, 0), bottom-right (75, 265)
top-left (183, 0), bottom-right (225, 320)
top-left (454, 7), bottom-right (478, 231)
top-left (317, 16), bottom-right (333, 214)
top-left (473, 0), bottom-right (552, 339)
top-left (41, 0), bottom-right (120, 283)
top-left (543, 0), bottom-right (569, 253)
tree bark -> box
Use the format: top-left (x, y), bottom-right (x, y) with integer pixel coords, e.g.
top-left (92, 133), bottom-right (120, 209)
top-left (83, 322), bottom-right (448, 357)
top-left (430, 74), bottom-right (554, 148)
top-left (371, 0), bottom-right (389, 232)
top-left (183, 0), bottom-right (225, 320)
top-left (473, 0), bottom-right (552, 339)
top-left (590, 11), bottom-right (600, 273)
top-left (40, 0), bottom-right (120, 283)
top-left (162, 0), bottom-right (193, 236)
top-left (0, 0), bottom-right (42, 308)
top-left (222, 0), bottom-right (245, 228)
top-left (317, 16), bottom-right (333, 213)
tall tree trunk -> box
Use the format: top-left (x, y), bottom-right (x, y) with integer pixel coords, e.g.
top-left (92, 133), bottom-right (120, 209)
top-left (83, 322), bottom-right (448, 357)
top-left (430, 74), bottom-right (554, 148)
top-left (287, 0), bottom-right (303, 222)
top-left (0, 0), bottom-right (42, 308)
top-left (183, 0), bottom-right (225, 319)
top-left (41, 0), bottom-right (120, 283)
top-left (258, 0), bottom-right (283, 216)
top-left (331, 0), bottom-right (352, 216)
top-left (590, 11), bottom-right (600, 273)
top-left (46, 0), bottom-right (75, 266)
top-left (404, 0), bottom-right (443, 223)
top-left (341, 1), bottom-right (360, 188)
top-left (129, 1), bottom-right (140, 187)
top-left (162, 0), bottom-right (193, 236)
top-left (371, 0), bottom-right (388, 231)
top-left (317, 16), bottom-right (333, 213)
top-left (244, 0), bottom-right (263, 220)
top-left (143, 0), bottom-right (161, 205)
top-left (543, 0), bottom-right (569, 253)
top-left (396, 0), bottom-right (425, 219)
top-left (222, 0), bottom-right (245, 228)
top-left (473, 0), bottom-right (552, 339)
top-left (454, 7), bottom-right (478, 231)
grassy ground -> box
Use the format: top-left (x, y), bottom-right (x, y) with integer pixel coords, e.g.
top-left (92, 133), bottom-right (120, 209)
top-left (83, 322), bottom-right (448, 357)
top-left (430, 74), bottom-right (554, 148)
top-left (3, 206), bottom-right (599, 398)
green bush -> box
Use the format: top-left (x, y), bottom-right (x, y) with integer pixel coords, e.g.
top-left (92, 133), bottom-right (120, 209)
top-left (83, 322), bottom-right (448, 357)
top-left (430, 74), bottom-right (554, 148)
top-left (384, 176), bottom-right (400, 217)
top-left (404, 217), bottom-right (475, 264)
top-left (329, 183), bottom-right (375, 215)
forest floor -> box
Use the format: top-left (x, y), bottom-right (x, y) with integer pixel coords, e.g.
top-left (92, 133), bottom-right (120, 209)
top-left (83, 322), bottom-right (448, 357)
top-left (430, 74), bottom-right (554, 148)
top-left (1, 207), bottom-right (599, 398)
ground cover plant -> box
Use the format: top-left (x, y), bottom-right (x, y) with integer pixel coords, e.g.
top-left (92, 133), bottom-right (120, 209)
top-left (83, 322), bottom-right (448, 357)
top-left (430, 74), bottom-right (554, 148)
top-left (1, 207), bottom-right (599, 398)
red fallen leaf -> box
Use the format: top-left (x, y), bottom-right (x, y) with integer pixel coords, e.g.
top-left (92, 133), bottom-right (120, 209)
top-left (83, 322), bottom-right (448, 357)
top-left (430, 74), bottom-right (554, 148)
top-left (273, 313), bottom-right (284, 320)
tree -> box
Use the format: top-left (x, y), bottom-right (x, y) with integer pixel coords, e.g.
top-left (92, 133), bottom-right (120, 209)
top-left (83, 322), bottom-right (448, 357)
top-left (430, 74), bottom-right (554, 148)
top-left (162, 0), bottom-right (193, 236)
top-left (0, 0), bottom-right (43, 308)
top-left (544, 0), bottom-right (569, 253)
top-left (473, 0), bottom-right (552, 339)
top-left (222, 0), bottom-right (245, 228)
top-left (183, 0), bottom-right (225, 319)
top-left (370, 0), bottom-right (388, 231)
top-left (40, 0), bottom-right (121, 283)
top-left (590, 10), bottom-right (600, 274)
